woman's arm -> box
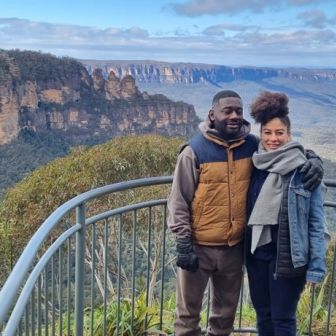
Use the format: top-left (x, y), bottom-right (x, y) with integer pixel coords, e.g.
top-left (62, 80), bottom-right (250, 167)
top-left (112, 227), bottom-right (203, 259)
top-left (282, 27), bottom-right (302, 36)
top-left (306, 184), bottom-right (327, 283)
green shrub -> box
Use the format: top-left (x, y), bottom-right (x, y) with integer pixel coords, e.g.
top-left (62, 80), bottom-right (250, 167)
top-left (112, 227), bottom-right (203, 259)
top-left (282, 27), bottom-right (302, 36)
top-left (0, 134), bottom-right (184, 284)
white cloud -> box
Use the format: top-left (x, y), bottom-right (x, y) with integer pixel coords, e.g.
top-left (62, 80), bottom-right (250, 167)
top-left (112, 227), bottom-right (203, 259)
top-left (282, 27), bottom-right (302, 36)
top-left (0, 18), bottom-right (335, 67)
top-left (169, 0), bottom-right (270, 16)
top-left (0, 18), bottom-right (149, 46)
top-left (297, 10), bottom-right (335, 29)
top-left (238, 29), bottom-right (336, 46)
top-left (203, 24), bottom-right (257, 35)
top-left (123, 27), bottom-right (149, 38)
top-left (169, 0), bottom-right (333, 16)
top-left (288, 0), bottom-right (324, 5)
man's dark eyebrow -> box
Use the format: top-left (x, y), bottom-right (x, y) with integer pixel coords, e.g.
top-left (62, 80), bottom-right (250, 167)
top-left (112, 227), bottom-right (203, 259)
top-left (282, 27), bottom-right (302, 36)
top-left (222, 106), bottom-right (243, 111)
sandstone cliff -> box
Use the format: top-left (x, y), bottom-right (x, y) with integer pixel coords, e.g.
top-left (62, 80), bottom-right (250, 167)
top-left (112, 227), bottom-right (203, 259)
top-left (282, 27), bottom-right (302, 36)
top-left (0, 50), bottom-right (199, 145)
top-left (82, 60), bottom-right (336, 84)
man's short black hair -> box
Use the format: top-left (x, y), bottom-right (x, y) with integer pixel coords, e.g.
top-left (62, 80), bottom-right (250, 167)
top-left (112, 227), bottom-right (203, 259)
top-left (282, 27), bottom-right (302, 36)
top-left (212, 90), bottom-right (241, 106)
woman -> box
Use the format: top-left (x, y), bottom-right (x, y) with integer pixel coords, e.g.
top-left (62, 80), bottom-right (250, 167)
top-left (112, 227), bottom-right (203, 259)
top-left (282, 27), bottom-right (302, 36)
top-left (246, 91), bottom-right (327, 336)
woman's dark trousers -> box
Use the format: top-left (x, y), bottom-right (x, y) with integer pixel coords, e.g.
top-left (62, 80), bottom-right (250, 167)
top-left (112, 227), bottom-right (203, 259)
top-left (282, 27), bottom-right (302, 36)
top-left (246, 256), bottom-right (306, 336)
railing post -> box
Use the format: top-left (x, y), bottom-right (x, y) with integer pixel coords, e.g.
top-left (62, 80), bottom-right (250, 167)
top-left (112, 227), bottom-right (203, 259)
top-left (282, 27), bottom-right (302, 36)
top-left (75, 203), bottom-right (86, 336)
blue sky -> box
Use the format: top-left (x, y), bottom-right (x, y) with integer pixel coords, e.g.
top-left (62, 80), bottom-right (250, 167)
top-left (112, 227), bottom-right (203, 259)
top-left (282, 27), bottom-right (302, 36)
top-left (0, 0), bottom-right (335, 67)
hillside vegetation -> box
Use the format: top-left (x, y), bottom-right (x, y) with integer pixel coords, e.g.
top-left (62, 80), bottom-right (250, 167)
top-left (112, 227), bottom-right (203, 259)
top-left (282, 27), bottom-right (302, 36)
top-left (0, 134), bottom-right (184, 279)
top-left (0, 129), bottom-right (70, 197)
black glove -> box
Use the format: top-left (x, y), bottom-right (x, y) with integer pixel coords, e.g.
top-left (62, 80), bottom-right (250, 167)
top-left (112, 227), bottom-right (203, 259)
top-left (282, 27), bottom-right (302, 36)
top-left (176, 237), bottom-right (199, 272)
top-left (300, 156), bottom-right (324, 191)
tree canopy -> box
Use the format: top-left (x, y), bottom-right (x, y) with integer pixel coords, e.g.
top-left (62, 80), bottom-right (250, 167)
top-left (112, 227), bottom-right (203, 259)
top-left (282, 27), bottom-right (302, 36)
top-left (0, 134), bottom-right (184, 277)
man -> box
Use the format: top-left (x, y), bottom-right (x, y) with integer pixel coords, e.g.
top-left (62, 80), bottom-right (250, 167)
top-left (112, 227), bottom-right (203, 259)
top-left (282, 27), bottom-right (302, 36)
top-left (167, 90), bottom-right (323, 336)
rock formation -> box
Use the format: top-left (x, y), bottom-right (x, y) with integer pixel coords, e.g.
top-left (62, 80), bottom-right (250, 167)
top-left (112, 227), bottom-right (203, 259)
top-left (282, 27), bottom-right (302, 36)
top-left (0, 50), bottom-right (199, 145)
top-left (83, 60), bottom-right (336, 84)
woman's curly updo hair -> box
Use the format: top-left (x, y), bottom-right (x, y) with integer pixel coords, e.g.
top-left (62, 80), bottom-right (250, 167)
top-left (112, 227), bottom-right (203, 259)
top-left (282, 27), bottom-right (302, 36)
top-left (250, 91), bottom-right (291, 131)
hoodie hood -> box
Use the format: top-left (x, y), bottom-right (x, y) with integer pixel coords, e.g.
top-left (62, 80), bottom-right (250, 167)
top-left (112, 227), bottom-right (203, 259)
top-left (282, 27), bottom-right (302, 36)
top-left (199, 118), bottom-right (251, 144)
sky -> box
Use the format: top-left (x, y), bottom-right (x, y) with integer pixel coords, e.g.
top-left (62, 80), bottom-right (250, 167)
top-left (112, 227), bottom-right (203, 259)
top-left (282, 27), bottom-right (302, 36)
top-left (0, 0), bottom-right (335, 68)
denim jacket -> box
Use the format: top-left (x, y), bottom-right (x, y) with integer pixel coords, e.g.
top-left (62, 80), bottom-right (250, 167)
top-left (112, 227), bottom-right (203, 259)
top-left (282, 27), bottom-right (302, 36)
top-left (288, 169), bottom-right (327, 283)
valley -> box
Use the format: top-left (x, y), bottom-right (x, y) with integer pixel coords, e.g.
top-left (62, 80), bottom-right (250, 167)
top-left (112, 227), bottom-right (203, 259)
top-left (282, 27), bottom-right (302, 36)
top-left (81, 60), bottom-right (336, 164)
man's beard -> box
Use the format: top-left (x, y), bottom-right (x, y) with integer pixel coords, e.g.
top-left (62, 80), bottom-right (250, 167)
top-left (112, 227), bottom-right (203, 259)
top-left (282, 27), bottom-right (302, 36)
top-left (215, 120), bottom-right (243, 139)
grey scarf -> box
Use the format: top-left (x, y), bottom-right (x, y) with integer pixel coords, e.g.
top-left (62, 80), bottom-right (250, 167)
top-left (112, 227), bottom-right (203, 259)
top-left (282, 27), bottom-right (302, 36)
top-left (248, 140), bottom-right (307, 253)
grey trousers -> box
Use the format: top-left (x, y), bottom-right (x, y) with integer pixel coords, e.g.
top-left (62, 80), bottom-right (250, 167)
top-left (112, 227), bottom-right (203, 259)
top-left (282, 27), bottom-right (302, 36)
top-left (174, 243), bottom-right (243, 336)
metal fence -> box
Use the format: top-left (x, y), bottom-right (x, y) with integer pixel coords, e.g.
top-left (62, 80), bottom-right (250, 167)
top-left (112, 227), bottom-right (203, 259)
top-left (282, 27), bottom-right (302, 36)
top-left (0, 177), bottom-right (335, 336)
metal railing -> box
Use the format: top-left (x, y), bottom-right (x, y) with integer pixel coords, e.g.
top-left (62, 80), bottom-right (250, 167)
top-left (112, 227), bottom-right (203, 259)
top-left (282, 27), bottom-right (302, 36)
top-left (0, 177), bottom-right (335, 335)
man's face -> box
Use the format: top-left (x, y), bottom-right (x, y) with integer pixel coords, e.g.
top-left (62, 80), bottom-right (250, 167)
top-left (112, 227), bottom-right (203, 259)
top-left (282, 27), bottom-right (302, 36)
top-left (209, 97), bottom-right (244, 138)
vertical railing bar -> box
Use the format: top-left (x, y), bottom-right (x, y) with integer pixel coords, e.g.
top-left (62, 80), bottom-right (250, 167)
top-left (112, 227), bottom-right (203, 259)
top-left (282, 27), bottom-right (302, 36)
top-left (131, 210), bottom-right (137, 331)
top-left (90, 222), bottom-right (96, 336)
top-left (51, 254), bottom-right (56, 336)
top-left (37, 275), bottom-right (42, 336)
top-left (238, 270), bottom-right (245, 328)
top-left (25, 299), bottom-right (29, 335)
top-left (308, 284), bottom-right (315, 335)
top-left (103, 218), bottom-right (108, 336)
top-left (145, 206), bottom-right (152, 330)
top-left (59, 247), bottom-right (63, 336)
top-left (116, 214), bottom-right (123, 336)
top-left (159, 204), bottom-right (168, 329)
top-left (18, 320), bottom-right (22, 336)
top-left (74, 204), bottom-right (86, 336)
top-left (326, 238), bottom-right (336, 336)
top-left (31, 287), bottom-right (35, 336)
top-left (205, 283), bottom-right (210, 330)
top-left (44, 265), bottom-right (49, 336)
top-left (66, 238), bottom-right (71, 336)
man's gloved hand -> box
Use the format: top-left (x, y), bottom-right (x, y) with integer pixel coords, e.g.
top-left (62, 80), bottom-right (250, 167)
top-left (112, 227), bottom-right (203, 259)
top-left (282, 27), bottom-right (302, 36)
top-left (176, 237), bottom-right (199, 272)
top-left (300, 156), bottom-right (324, 191)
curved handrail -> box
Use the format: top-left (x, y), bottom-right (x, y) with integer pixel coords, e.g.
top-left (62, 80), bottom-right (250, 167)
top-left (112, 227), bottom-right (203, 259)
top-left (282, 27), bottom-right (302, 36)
top-left (324, 179), bottom-right (336, 188)
top-left (1, 176), bottom-right (334, 328)
top-left (3, 199), bottom-right (168, 335)
top-left (86, 199), bottom-right (167, 225)
top-left (0, 176), bottom-right (173, 325)
top-left (324, 180), bottom-right (336, 208)
top-left (3, 224), bottom-right (81, 335)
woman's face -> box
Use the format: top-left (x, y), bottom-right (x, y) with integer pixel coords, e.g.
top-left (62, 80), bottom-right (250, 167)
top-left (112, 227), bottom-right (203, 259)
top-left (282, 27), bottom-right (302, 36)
top-left (261, 117), bottom-right (291, 151)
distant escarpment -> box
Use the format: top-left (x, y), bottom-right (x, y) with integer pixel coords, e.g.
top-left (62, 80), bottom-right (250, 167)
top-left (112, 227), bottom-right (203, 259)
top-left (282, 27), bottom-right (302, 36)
top-left (82, 60), bottom-right (336, 84)
top-left (0, 50), bottom-right (199, 146)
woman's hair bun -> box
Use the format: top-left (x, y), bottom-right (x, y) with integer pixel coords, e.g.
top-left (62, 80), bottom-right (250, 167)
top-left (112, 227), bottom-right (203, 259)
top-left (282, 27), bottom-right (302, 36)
top-left (250, 91), bottom-right (289, 124)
